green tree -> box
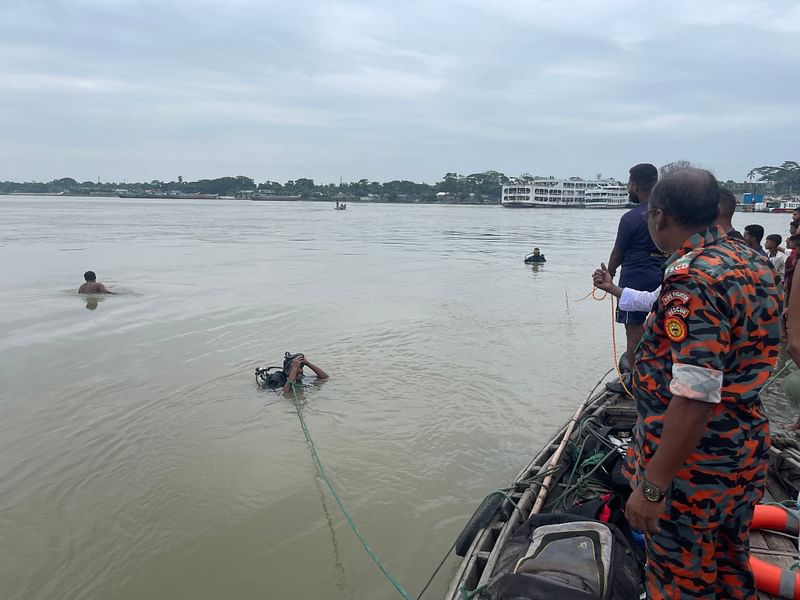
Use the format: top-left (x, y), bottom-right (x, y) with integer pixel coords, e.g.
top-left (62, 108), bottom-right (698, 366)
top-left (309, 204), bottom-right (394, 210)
top-left (748, 161), bottom-right (800, 194)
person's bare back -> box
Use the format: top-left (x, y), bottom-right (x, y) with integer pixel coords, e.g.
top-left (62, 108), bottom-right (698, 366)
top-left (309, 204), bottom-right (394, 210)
top-left (79, 271), bottom-right (114, 294)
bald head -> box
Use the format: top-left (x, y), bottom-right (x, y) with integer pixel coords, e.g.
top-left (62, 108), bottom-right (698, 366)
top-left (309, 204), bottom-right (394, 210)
top-left (650, 168), bottom-right (720, 229)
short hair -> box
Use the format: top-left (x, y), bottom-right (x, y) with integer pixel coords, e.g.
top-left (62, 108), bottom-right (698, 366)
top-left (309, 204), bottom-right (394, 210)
top-left (745, 224), bottom-right (765, 243)
top-left (629, 163), bottom-right (659, 192)
top-left (649, 168), bottom-right (720, 228)
top-left (718, 188), bottom-right (736, 219)
top-left (84, 270), bottom-right (96, 282)
top-left (766, 234), bottom-right (782, 246)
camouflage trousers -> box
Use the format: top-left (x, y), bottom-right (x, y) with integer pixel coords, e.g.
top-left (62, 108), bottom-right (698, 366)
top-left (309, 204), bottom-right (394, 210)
top-left (644, 478), bottom-right (763, 599)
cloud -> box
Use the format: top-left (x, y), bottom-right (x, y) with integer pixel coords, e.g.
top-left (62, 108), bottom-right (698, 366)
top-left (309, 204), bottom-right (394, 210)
top-left (0, 0), bottom-right (798, 183)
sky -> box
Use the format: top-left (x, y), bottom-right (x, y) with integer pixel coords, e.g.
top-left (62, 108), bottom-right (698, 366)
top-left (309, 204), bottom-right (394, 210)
top-left (1, 0), bottom-right (799, 184)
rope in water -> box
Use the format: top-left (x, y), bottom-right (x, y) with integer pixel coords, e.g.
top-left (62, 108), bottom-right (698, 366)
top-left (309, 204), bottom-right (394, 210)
top-left (567, 287), bottom-right (635, 399)
top-left (289, 383), bottom-right (415, 600)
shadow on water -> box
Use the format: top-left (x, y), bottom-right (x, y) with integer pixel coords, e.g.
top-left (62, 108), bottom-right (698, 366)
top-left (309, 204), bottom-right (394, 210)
top-left (312, 474), bottom-right (354, 599)
top-left (84, 296), bottom-right (104, 311)
top-left (284, 384), bottom-right (353, 599)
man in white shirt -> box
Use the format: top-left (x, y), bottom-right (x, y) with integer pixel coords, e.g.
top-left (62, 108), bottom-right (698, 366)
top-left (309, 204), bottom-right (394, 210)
top-left (765, 234), bottom-right (787, 284)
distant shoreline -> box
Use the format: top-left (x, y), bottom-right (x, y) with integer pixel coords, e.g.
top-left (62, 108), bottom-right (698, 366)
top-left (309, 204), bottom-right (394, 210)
top-left (0, 192), bottom-right (500, 206)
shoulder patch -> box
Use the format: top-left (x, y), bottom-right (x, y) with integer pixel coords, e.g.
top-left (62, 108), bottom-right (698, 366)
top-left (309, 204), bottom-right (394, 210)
top-left (663, 251), bottom-right (700, 281)
top-left (661, 290), bottom-right (690, 306)
top-left (664, 315), bottom-right (688, 343)
top-left (666, 305), bottom-right (689, 318)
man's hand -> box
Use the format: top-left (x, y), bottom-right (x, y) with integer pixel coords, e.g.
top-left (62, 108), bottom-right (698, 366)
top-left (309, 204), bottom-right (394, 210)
top-left (625, 484), bottom-right (664, 534)
top-left (593, 263), bottom-right (614, 292)
top-left (288, 356), bottom-right (304, 378)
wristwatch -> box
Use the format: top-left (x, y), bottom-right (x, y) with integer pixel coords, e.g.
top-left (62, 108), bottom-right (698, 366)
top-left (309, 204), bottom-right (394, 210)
top-left (641, 479), bottom-right (666, 503)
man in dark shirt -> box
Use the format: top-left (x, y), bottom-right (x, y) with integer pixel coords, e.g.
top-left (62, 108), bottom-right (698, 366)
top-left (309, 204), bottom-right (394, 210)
top-left (744, 224), bottom-right (768, 257)
top-left (607, 163), bottom-right (669, 368)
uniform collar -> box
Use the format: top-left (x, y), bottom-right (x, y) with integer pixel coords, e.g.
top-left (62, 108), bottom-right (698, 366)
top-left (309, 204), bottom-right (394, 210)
top-left (665, 224), bottom-right (724, 266)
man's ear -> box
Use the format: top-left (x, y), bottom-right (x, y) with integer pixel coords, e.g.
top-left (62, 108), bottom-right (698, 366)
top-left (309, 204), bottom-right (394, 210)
top-left (653, 208), bottom-right (669, 232)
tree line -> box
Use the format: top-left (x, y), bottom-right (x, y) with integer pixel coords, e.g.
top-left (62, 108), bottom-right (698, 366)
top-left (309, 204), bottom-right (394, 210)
top-left (0, 171), bottom-right (511, 203)
top-left (1, 162), bottom-right (797, 200)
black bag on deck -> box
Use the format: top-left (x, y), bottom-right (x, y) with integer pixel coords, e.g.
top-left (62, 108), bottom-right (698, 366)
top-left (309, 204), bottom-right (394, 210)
top-left (484, 513), bottom-right (642, 600)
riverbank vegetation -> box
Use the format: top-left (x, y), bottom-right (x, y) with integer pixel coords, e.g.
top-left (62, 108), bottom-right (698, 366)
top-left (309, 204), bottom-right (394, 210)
top-left (1, 163), bottom-right (794, 202)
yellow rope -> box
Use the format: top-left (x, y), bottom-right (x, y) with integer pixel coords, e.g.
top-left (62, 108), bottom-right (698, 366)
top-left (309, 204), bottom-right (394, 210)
top-left (609, 295), bottom-right (635, 399)
top-left (567, 286), bottom-right (635, 399)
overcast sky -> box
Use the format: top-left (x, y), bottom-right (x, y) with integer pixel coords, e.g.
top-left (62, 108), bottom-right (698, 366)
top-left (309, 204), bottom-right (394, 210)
top-left (2, 0), bottom-right (798, 184)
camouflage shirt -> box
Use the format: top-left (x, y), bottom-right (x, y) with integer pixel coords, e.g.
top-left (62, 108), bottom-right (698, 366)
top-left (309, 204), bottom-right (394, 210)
top-left (628, 225), bottom-right (781, 526)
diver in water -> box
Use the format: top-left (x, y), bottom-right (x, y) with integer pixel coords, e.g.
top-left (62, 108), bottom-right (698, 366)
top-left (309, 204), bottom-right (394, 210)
top-left (282, 354), bottom-right (328, 394)
top-left (255, 352), bottom-right (329, 394)
top-left (524, 248), bottom-right (546, 264)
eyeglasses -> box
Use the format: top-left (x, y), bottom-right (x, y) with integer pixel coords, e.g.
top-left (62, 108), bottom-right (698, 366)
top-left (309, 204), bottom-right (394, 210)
top-left (642, 208), bottom-right (660, 221)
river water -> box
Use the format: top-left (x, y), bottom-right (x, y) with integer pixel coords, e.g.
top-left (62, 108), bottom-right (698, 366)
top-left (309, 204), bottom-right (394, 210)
top-left (1, 196), bottom-right (797, 600)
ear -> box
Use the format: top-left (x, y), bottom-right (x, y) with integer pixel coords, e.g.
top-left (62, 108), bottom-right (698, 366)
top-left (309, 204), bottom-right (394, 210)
top-left (652, 208), bottom-right (670, 231)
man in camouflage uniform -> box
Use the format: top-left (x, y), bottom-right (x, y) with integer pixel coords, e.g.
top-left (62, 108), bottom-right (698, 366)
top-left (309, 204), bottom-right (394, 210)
top-left (622, 169), bottom-right (781, 599)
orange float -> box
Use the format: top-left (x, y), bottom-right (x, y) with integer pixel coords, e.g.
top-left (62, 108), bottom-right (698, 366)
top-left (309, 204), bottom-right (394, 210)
top-left (749, 504), bottom-right (800, 600)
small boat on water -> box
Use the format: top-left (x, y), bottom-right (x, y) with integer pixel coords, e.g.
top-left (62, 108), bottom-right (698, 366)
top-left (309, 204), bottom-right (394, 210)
top-left (446, 382), bottom-right (800, 600)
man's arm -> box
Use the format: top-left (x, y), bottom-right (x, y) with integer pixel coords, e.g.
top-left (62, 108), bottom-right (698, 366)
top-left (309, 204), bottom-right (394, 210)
top-left (303, 360), bottom-right (328, 380)
top-left (98, 283), bottom-right (116, 295)
top-left (645, 397), bottom-right (713, 492)
top-left (625, 396), bottom-right (713, 534)
top-left (607, 217), bottom-right (633, 278)
top-left (606, 244), bottom-right (624, 278)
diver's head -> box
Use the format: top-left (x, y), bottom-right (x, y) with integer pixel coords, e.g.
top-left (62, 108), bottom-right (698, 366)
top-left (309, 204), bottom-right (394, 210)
top-left (84, 270), bottom-right (97, 282)
top-left (533, 247), bottom-right (541, 255)
top-left (283, 352), bottom-right (305, 379)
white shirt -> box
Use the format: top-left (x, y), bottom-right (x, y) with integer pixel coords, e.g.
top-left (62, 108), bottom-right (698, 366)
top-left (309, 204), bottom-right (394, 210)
top-left (619, 286), bottom-right (660, 312)
top-left (771, 250), bottom-right (787, 280)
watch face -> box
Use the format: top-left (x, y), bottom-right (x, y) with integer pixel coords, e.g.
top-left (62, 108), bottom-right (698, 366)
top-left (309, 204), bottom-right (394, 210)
top-left (643, 482), bottom-right (663, 502)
